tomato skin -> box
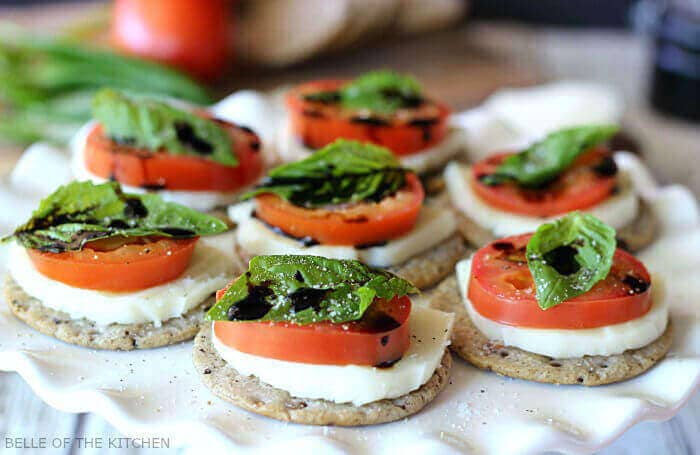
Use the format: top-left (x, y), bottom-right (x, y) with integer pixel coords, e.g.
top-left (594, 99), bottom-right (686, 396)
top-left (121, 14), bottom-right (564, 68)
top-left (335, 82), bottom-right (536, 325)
top-left (27, 238), bottom-right (197, 292)
top-left (471, 148), bottom-right (617, 217)
top-left (111, 0), bottom-right (232, 80)
top-left (84, 122), bottom-right (263, 192)
top-left (213, 295), bottom-right (411, 366)
top-left (467, 234), bottom-right (653, 329)
top-left (286, 80), bottom-right (450, 156)
top-left (254, 173), bottom-right (424, 246)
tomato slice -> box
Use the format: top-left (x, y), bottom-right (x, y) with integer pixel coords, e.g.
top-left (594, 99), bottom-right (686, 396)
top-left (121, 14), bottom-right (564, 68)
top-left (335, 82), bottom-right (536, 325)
top-left (213, 294), bottom-right (411, 366)
top-left (111, 0), bottom-right (231, 81)
top-left (27, 237), bottom-right (197, 292)
top-left (84, 120), bottom-right (263, 192)
top-left (471, 148), bottom-right (617, 217)
top-left (254, 173), bottom-right (424, 246)
top-left (467, 234), bottom-right (653, 329)
top-left (286, 80), bottom-right (451, 156)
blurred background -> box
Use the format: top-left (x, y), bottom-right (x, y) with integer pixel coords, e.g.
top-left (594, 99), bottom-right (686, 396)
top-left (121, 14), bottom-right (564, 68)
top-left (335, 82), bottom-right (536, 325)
top-left (0, 1), bottom-right (698, 454)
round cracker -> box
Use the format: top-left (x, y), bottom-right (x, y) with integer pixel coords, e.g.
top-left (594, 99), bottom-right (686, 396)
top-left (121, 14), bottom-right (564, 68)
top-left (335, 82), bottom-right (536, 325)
top-left (193, 324), bottom-right (452, 426)
top-left (3, 275), bottom-right (212, 350)
top-left (235, 234), bottom-right (465, 290)
top-left (453, 201), bottom-right (657, 252)
top-left (424, 275), bottom-right (672, 386)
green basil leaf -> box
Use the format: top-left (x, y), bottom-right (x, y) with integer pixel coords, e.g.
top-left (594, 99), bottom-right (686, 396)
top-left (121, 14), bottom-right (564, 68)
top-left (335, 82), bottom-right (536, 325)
top-left (482, 125), bottom-right (619, 188)
top-left (206, 255), bottom-right (418, 324)
top-left (3, 180), bottom-right (228, 252)
top-left (526, 212), bottom-right (616, 310)
top-left (92, 88), bottom-right (237, 167)
top-left (242, 139), bottom-right (407, 207)
top-left (339, 70), bottom-right (423, 115)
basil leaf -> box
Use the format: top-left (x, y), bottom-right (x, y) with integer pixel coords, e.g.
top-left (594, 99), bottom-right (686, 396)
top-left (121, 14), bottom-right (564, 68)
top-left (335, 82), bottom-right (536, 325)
top-left (481, 125), bottom-right (619, 188)
top-left (92, 88), bottom-right (237, 167)
top-left (242, 139), bottom-right (407, 207)
top-left (340, 70), bottom-right (423, 114)
top-left (3, 180), bottom-right (228, 252)
top-left (206, 255), bottom-right (418, 324)
top-left (526, 212), bottom-right (616, 310)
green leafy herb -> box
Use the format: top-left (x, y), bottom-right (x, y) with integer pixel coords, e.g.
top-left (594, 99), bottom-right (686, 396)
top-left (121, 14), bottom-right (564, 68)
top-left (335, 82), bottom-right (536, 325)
top-left (303, 70), bottom-right (424, 115)
top-left (526, 212), bottom-right (616, 310)
top-left (92, 89), bottom-right (237, 166)
top-left (206, 255), bottom-right (418, 324)
top-left (242, 139), bottom-right (407, 207)
top-left (0, 27), bottom-right (211, 145)
top-left (3, 180), bottom-right (228, 252)
top-left (481, 125), bottom-right (619, 188)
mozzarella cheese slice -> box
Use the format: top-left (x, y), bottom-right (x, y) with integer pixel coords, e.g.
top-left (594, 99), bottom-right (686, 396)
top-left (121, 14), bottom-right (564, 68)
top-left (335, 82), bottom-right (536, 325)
top-left (228, 201), bottom-right (457, 267)
top-left (8, 233), bottom-right (237, 327)
top-left (277, 123), bottom-right (465, 174)
top-left (70, 121), bottom-right (250, 212)
top-left (444, 161), bottom-right (639, 238)
top-left (455, 258), bottom-right (668, 359)
top-left (212, 305), bottom-right (454, 406)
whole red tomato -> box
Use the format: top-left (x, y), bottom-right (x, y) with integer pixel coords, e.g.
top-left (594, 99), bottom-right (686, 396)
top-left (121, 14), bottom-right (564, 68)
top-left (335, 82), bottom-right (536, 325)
top-left (111, 0), bottom-right (232, 81)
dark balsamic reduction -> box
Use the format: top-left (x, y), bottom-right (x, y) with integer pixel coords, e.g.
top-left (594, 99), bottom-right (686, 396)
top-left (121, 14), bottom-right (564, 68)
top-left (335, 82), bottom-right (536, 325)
top-left (592, 156), bottom-right (618, 177)
top-left (123, 197), bottom-right (148, 218)
top-left (355, 240), bottom-right (388, 250)
top-left (140, 183), bottom-right (167, 191)
top-left (289, 287), bottom-right (329, 313)
top-left (492, 241), bottom-right (515, 253)
top-left (227, 284), bottom-right (274, 320)
top-left (380, 335), bottom-right (389, 346)
top-left (174, 121), bottom-right (213, 155)
top-left (159, 227), bottom-right (196, 237)
top-left (375, 357), bottom-right (402, 369)
top-left (294, 270), bottom-right (304, 282)
top-left (622, 275), bottom-right (650, 294)
top-left (362, 312), bottom-right (401, 333)
top-left (543, 245), bottom-right (580, 275)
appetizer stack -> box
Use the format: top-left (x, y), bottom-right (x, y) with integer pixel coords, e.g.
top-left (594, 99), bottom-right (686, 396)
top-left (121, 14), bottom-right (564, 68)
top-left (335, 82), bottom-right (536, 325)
top-left (2, 71), bottom-right (674, 427)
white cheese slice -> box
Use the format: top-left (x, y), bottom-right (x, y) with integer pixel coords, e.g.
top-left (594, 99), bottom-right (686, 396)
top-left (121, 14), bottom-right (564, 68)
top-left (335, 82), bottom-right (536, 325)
top-left (443, 161), bottom-right (639, 238)
top-left (8, 233), bottom-right (236, 327)
top-left (228, 201), bottom-right (457, 267)
top-left (212, 305), bottom-right (454, 406)
top-left (277, 123), bottom-right (465, 174)
top-left (70, 121), bottom-right (251, 212)
top-left (455, 258), bottom-right (668, 359)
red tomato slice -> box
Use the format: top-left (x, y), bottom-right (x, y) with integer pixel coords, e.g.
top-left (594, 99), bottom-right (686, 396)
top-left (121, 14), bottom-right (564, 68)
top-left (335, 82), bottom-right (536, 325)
top-left (111, 0), bottom-right (231, 81)
top-left (27, 237), bottom-right (197, 292)
top-left (213, 295), bottom-right (411, 366)
top-left (286, 80), bottom-right (451, 156)
top-left (471, 148), bottom-right (617, 217)
top-left (467, 234), bottom-right (653, 329)
top-left (254, 173), bottom-right (424, 246)
top-left (84, 121), bottom-right (263, 192)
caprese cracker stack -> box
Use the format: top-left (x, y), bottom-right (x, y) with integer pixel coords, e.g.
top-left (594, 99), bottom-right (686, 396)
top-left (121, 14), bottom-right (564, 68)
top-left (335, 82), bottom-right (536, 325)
top-left (194, 255), bottom-right (454, 425)
top-left (427, 212), bottom-right (671, 385)
top-left (72, 88), bottom-right (265, 212)
top-left (444, 125), bottom-right (656, 250)
top-left (228, 139), bottom-right (465, 289)
top-left (280, 70), bottom-right (464, 176)
top-left (2, 181), bottom-right (233, 350)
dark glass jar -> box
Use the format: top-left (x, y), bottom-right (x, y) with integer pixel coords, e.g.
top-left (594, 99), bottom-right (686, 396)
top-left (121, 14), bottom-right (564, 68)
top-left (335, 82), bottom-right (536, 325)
top-left (650, 1), bottom-right (700, 122)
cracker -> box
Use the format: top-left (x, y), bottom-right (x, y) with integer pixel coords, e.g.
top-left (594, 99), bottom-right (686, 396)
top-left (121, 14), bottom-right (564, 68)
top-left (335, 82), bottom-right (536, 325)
top-left (388, 234), bottom-right (466, 289)
top-left (193, 324), bottom-right (452, 426)
top-left (424, 275), bottom-right (672, 386)
top-left (4, 275), bottom-right (212, 350)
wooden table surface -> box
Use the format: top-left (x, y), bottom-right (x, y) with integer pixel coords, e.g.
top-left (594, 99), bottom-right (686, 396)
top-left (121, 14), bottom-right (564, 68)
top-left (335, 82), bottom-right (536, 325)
top-left (0, 3), bottom-right (699, 454)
